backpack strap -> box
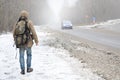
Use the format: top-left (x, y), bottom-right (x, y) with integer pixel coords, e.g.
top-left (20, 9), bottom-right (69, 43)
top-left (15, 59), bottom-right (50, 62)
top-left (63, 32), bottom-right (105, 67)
top-left (25, 21), bottom-right (30, 34)
top-left (24, 21), bottom-right (31, 44)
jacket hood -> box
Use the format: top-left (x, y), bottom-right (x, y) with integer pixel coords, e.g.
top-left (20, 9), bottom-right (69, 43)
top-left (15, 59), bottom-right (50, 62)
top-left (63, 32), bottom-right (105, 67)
top-left (20, 10), bottom-right (29, 18)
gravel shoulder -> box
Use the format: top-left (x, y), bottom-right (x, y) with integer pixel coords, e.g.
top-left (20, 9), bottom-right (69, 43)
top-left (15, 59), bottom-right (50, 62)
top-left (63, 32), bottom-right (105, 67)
top-left (42, 27), bottom-right (120, 80)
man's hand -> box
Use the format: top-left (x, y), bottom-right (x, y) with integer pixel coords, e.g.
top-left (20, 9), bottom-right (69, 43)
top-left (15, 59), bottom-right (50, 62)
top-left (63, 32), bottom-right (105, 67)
top-left (36, 42), bottom-right (39, 46)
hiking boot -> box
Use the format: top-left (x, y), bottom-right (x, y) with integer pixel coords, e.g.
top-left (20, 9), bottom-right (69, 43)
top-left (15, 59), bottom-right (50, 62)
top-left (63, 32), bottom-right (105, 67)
top-left (27, 68), bottom-right (33, 73)
top-left (20, 69), bottom-right (25, 75)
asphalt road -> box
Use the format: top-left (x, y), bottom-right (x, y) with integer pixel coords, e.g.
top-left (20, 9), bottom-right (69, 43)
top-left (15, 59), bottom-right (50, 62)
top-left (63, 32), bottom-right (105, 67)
top-left (63, 28), bottom-right (120, 49)
top-left (49, 25), bottom-right (120, 50)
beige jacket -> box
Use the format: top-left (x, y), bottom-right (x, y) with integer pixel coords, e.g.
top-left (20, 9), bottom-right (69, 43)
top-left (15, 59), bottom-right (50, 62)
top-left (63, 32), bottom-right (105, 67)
top-left (13, 20), bottom-right (39, 47)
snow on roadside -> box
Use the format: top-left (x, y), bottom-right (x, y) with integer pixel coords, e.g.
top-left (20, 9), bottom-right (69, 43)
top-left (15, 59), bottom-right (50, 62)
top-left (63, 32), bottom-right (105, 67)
top-left (0, 28), bottom-right (105, 80)
top-left (78, 19), bottom-right (120, 32)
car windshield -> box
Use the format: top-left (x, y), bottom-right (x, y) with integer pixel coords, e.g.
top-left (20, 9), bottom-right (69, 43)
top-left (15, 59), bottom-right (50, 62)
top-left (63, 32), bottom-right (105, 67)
top-left (63, 21), bottom-right (71, 24)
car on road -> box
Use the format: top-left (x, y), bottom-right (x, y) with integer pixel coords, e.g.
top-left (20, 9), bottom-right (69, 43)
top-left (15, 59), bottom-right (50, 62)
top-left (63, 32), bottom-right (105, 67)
top-left (62, 20), bottom-right (73, 29)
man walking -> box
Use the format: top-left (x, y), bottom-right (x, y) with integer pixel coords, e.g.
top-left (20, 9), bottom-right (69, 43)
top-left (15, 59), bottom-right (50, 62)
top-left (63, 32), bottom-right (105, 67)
top-left (13, 10), bottom-right (39, 74)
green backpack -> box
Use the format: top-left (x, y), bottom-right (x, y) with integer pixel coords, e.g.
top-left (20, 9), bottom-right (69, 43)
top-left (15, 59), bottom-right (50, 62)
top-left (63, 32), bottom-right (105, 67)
top-left (14, 17), bottom-right (30, 48)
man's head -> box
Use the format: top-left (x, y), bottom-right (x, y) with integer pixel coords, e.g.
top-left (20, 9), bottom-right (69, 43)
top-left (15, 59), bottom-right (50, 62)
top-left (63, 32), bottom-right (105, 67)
top-left (20, 10), bottom-right (29, 18)
top-left (19, 10), bottom-right (29, 21)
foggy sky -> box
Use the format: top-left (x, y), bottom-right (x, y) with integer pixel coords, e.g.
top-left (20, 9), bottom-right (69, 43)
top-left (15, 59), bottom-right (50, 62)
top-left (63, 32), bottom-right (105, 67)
top-left (1, 0), bottom-right (120, 32)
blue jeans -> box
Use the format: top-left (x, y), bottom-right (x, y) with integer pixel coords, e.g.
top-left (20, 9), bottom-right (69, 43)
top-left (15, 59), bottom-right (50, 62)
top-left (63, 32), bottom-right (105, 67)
top-left (19, 47), bottom-right (32, 70)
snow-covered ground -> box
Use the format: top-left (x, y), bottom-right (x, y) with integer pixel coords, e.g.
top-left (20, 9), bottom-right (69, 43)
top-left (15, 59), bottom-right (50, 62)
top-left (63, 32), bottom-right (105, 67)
top-left (0, 27), bottom-right (105, 80)
top-left (78, 19), bottom-right (120, 33)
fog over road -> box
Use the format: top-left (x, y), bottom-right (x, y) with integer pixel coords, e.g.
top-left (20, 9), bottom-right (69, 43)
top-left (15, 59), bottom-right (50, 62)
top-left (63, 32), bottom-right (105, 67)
top-left (49, 24), bottom-right (120, 52)
top-left (62, 28), bottom-right (120, 49)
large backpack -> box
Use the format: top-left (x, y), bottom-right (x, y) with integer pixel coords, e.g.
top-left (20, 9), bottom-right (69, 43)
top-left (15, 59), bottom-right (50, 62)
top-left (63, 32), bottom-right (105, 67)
top-left (14, 17), bottom-right (30, 48)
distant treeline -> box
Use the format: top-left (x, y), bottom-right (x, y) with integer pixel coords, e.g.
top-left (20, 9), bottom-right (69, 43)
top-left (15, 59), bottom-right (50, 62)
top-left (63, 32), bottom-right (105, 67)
top-left (0, 0), bottom-right (31, 33)
top-left (61, 0), bottom-right (120, 25)
top-left (0, 0), bottom-right (120, 33)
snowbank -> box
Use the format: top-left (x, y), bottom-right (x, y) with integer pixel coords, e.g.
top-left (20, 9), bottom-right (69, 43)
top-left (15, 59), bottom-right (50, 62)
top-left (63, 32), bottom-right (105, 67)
top-left (0, 27), bottom-right (105, 80)
top-left (78, 19), bottom-right (120, 33)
